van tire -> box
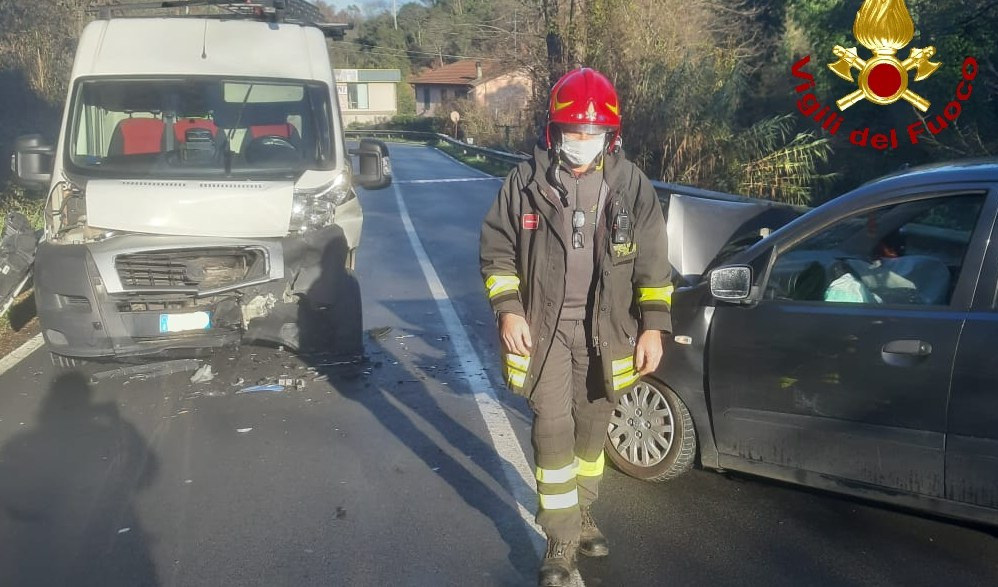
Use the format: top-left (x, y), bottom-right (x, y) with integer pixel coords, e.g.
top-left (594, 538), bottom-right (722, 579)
top-left (605, 378), bottom-right (697, 483)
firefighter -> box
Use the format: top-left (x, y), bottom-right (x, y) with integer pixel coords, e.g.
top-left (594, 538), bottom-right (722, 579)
top-left (479, 67), bottom-right (673, 586)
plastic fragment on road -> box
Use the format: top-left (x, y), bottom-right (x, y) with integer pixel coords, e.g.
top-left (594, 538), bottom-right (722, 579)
top-left (237, 428), bottom-right (253, 433)
top-left (277, 376), bottom-right (306, 391)
top-left (118, 528), bottom-right (131, 534)
top-left (367, 326), bottom-right (392, 340)
top-left (90, 359), bottom-right (202, 383)
top-left (189, 364), bottom-right (215, 384)
top-left (237, 384), bottom-right (285, 394)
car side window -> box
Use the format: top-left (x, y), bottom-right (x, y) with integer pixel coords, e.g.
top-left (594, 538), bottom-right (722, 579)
top-left (764, 194), bottom-right (985, 306)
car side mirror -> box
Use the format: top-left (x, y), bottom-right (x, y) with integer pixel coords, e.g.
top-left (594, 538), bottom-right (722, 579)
top-left (350, 139), bottom-right (392, 190)
top-left (11, 134), bottom-right (55, 191)
top-left (710, 265), bottom-right (753, 301)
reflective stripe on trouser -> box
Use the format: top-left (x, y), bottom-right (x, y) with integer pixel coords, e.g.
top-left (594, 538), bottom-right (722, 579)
top-left (529, 319), bottom-right (614, 541)
top-left (505, 353), bottom-right (530, 390)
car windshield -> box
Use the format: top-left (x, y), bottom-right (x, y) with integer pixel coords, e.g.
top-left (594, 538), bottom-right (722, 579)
top-left (66, 77), bottom-right (335, 179)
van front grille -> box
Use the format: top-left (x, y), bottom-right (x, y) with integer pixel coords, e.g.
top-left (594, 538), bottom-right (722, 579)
top-left (115, 248), bottom-right (266, 291)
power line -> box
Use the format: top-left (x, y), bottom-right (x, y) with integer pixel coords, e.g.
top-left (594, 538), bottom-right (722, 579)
top-left (330, 40), bottom-right (506, 62)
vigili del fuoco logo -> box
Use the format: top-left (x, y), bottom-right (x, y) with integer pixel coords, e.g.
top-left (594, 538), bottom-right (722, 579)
top-left (791, 0), bottom-right (979, 150)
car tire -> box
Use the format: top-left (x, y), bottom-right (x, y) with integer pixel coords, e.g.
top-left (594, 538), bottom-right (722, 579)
top-left (605, 378), bottom-right (696, 483)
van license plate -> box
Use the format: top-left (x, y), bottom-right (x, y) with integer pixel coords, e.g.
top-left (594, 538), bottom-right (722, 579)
top-left (160, 311), bottom-right (211, 333)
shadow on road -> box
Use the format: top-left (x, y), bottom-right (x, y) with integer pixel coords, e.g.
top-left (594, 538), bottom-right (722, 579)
top-left (302, 318), bottom-right (541, 582)
top-left (0, 372), bottom-right (160, 586)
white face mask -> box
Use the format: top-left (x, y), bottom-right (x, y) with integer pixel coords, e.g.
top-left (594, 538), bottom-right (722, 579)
top-left (560, 135), bottom-right (605, 167)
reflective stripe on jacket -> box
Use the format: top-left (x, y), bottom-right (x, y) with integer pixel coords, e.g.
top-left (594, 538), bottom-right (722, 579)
top-left (480, 145), bottom-right (673, 400)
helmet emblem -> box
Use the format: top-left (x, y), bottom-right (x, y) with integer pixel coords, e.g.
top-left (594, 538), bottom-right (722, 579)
top-left (585, 102), bottom-right (598, 121)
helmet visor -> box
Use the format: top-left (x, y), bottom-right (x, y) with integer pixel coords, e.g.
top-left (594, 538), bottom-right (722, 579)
top-left (555, 122), bottom-right (617, 136)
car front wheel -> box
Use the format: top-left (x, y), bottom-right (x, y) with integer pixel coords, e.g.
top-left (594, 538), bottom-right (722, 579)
top-left (605, 379), bottom-right (696, 482)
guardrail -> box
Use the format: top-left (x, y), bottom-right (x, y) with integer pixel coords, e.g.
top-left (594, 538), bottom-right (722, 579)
top-left (346, 129), bottom-right (807, 212)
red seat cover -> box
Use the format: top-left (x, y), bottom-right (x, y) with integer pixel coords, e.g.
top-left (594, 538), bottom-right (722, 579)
top-left (249, 123), bottom-right (293, 139)
top-left (116, 118), bottom-right (165, 155)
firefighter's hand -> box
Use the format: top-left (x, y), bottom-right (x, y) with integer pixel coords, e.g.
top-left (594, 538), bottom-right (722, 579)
top-left (499, 313), bottom-right (533, 356)
top-left (635, 330), bottom-right (663, 376)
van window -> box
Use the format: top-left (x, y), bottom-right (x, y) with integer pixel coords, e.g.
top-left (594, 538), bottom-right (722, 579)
top-left (67, 77), bottom-right (335, 179)
top-left (764, 194), bottom-right (985, 306)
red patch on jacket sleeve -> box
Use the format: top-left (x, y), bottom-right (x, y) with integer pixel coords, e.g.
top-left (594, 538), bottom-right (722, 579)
top-left (522, 214), bottom-right (539, 230)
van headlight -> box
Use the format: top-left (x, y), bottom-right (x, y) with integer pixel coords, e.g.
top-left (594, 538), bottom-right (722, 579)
top-left (289, 172), bottom-right (354, 233)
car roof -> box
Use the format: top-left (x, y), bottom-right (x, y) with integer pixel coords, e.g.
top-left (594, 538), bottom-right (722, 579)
top-left (859, 158), bottom-right (998, 191)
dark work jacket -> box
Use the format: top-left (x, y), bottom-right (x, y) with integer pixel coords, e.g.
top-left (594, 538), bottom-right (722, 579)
top-left (479, 145), bottom-right (673, 401)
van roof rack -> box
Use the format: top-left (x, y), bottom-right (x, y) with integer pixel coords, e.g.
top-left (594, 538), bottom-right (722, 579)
top-left (86, 0), bottom-right (353, 39)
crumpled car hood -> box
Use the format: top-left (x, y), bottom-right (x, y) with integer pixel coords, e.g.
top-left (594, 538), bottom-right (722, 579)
top-left (666, 193), bottom-right (802, 281)
top-left (85, 179), bottom-right (295, 238)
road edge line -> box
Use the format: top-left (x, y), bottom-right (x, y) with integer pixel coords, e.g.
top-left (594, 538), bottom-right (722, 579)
top-left (0, 333), bottom-right (44, 378)
top-left (392, 180), bottom-right (585, 586)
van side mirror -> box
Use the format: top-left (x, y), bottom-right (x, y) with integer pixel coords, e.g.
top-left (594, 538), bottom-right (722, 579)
top-left (350, 139), bottom-right (392, 190)
top-left (710, 265), bottom-right (753, 301)
top-left (11, 134), bottom-right (55, 191)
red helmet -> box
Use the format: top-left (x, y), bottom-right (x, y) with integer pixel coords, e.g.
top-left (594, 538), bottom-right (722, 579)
top-left (546, 67), bottom-right (621, 149)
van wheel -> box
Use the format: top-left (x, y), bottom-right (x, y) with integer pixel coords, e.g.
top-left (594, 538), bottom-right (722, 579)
top-left (605, 379), bottom-right (696, 483)
top-left (50, 352), bottom-right (87, 369)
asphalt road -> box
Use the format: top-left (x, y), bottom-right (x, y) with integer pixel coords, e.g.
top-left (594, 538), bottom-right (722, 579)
top-left (0, 143), bottom-right (996, 586)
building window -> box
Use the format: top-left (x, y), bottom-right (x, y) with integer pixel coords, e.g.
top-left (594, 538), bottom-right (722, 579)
top-left (348, 83), bottom-right (369, 110)
top-left (440, 88), bottom-right (448, 102)
top-left (423, 87), bottom-right (431, 110)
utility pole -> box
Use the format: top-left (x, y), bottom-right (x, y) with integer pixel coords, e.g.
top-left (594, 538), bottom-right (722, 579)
top-left (513, 10), bottom-right (517, 53)
top-left (393, 0), bottom-right (397, 30)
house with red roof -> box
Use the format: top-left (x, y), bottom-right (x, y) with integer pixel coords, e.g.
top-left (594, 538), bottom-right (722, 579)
top-left (409, 59), bottom-right (533, 122)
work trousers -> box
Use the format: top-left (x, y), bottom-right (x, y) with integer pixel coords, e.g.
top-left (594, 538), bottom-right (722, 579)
top-left (529, 319), bottom-right (615, 541)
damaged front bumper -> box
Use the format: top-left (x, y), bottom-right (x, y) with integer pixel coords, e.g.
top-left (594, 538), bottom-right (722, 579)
top-left (35, 225), bottom-right (360, 359)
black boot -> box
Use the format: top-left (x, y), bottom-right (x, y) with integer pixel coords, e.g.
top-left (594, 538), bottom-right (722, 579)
top-left (579, 507), bottom-right (609, 557)
top-left (538, 537), bottom-right (578, 586)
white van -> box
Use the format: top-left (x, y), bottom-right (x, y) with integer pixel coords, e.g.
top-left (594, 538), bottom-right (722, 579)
top-left (10, 1), bottom-right (391, 363)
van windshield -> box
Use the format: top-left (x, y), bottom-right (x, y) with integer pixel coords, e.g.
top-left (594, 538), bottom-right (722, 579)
top-left (66, 77), bottom-right (335, 179)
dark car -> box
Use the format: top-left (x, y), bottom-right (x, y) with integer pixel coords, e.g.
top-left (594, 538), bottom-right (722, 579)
top-left (608, 160), bottom-right (998, 526)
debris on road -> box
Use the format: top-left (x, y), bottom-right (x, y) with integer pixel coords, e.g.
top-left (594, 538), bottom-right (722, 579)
top-left (189, 364), bottom-right (215, 384)
top-left (367, 326), bottom-right (392, 340)
top-left (237, 384), bottom-right (285, 394)
top-left (231, 377), bottom-right (245, 387)
top-left (277, 376), bottom-right (306, 391)
top-left (117, 528), bottom-right (131, 534)
top-left (90, 359), bottom-right (202, 383)
top-left (237, 427), bottom-right (253, 433)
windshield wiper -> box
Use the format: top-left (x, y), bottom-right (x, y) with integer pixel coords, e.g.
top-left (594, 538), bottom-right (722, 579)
top-left (224, 83), bottom-right (255, 176)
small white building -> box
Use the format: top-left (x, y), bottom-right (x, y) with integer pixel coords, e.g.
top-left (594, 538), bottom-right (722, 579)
top-left (334, 69), bottom-right (402, 125)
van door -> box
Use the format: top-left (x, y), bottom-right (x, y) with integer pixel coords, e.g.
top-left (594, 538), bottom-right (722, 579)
top-left (947, 194), bottom-right (998, 510)
top-left (707, 189), bottom-right (994, 497)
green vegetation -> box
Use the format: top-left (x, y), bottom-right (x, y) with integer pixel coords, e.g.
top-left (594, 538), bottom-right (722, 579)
top-left (1, 0), bottom-right (996, 210)
top-left (432, 140), bottom-right (516, 177)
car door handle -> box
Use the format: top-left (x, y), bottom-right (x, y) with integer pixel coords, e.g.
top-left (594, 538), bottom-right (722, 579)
top-left (882, 339), bottom-right (932, 357)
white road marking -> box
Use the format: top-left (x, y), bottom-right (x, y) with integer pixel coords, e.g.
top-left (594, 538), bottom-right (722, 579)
top-left (396, 177), bottom-right (502, 184)
top-left (0, 333), bottom-right (44, 378)
top-left (393, 180), bottom-right (586, 586)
